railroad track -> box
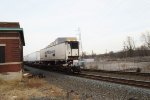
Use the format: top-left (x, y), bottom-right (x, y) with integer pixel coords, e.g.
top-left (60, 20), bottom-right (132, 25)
top-left (25, 65), bottom-right (150, 89)
top-left (78, 73), bottom-right (150, 89)
top-left (82, 69), bottom-right (150, 76)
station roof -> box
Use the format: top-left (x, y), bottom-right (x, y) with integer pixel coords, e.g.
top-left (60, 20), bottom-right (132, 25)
top-left (0, 28), bottom-right (25, 46)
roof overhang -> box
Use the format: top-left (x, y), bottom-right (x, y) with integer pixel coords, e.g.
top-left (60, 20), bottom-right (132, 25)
top-left (0, 28), bottom-right (25, 46)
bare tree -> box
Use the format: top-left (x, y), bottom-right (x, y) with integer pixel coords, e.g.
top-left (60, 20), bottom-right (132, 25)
top-left (123, 41), bottom-right (128, 58)
top-left (141, 31), bottom-right (150, 49)
top-left (126, 36), bottom-right (136, 50)
top-left (82, 51), bottom-right (87, 57)
top-left (123, 36), bottom-right (136, 57)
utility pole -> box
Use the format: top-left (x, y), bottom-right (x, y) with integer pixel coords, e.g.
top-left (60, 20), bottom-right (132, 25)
top-left (78, 27), bottom-right (83, 57)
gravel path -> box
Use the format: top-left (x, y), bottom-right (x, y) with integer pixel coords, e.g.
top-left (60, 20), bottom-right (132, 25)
top-left (24, 65), bottom-right (150, 100)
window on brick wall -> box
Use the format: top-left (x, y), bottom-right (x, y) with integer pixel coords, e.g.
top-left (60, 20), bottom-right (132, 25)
top-left (0, 46), bottom-right (5, 63)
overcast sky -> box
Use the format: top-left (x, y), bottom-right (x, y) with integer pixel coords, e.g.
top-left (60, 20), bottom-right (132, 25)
top-left (0, 0), bottom-right (150, 55)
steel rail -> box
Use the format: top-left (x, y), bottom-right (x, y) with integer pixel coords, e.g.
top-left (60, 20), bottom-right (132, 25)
top-left (81, 69), bottom-right (150, 76)
top-left (78, 73), bottom-right (150, 89)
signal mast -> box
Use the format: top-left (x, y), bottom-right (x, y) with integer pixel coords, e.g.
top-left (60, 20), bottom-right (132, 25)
top-left (78, 27), bottom-right (83, 58)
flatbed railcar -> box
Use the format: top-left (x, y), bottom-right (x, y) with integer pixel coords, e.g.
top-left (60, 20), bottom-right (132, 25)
top-left (24, 37), bottom-right (81, 73)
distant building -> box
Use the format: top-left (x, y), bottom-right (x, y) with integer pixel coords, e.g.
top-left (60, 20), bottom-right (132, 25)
top-left (0, 22), bottom-right (25, 80)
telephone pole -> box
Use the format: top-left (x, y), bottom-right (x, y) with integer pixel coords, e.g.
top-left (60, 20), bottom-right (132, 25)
top-left (78, 27), bottom-right (83, 57)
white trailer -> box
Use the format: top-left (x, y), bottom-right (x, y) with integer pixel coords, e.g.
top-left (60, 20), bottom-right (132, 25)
top-left (24, 51), bottom-right (40, 62)
top-left (40, 37), bottom-right (79, 63)
top-left (24, 37), bottom-right (81, 73)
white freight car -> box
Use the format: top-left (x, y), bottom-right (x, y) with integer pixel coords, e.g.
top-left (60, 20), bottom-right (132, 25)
top-left (40, 37), bottom-right (79, 63)
top-left (24, 51), bottom-right (40, 63)
top-left (24, 37), bottom-right (81, 73)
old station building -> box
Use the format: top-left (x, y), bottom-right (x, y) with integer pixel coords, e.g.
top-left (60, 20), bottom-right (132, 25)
top-left (0, 22), bottom-right (25, 80)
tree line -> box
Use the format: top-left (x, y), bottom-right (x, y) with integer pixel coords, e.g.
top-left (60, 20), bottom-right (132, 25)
top-left (82, 31), bottom-right (150, 59)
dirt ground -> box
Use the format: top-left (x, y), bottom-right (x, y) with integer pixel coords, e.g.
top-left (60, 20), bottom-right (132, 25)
top-left (0, 75), bottom-right (80, 100)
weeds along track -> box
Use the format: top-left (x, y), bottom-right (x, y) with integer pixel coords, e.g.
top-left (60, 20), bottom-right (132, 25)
top-left (78, 73), bottom-right (150, 89)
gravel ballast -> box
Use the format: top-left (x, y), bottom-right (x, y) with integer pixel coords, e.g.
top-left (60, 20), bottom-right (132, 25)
top-left (25, 65), bottom-right (150, 100)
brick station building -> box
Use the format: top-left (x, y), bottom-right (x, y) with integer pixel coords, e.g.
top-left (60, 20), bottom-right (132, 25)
top-left (0, 22), bottom-right (25, 80)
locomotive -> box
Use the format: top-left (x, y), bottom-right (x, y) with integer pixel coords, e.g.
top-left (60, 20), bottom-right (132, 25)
top-left (24, 37), bottom-right (81, 73)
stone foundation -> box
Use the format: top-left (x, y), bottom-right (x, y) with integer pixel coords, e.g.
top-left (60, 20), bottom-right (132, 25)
top-left (0, 70), bottom-right (22, 81)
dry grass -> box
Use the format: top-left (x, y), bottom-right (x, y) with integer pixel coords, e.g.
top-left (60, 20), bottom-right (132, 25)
top-left (0, 77), bottom-right (80, 100)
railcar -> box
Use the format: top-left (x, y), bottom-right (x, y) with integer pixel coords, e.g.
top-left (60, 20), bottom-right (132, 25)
top-left (24, 37), bottom-right (81, 73)
top-left (24, 51), bottom-right (40, 64)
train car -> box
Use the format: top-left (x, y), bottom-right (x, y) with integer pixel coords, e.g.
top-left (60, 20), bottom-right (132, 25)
top-left (24, 37), bottom-right (81, 73)
top-left (24, 51), bottom-right (40, 64)
top-left (40, 37), bottom-right (80, 72)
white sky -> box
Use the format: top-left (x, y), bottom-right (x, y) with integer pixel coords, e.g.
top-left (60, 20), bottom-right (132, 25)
top-left (0, 0), bottom-right (150, 55)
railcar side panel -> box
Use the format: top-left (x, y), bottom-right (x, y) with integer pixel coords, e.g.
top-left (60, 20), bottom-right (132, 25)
top-left (24, 51), bottom-right (40, 62)
top-left (40, 43), bottom-right (67, 61)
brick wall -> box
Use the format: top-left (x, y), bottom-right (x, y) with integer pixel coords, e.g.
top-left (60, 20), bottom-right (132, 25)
top-left (0, 32), bottom-right (23, 73)
top-left (0, 33), bottom-right (23, 62)
top-left (0, 64), bottom-right (22, 72)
